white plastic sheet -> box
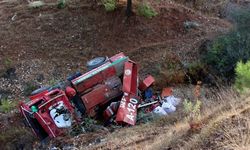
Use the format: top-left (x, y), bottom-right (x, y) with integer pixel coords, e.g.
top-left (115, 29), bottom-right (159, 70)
top-left (153, 106), bottom-right (168, 116)
top-left (153, 96), bottom-right (181, 116)
top-left (162, 101), bottom-right (176, 113)
top-left (164, 96), bottom-right (181, 107)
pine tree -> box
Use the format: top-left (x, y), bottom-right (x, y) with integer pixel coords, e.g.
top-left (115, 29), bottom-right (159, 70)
top-left (126, 0), bottom-right (132, 17)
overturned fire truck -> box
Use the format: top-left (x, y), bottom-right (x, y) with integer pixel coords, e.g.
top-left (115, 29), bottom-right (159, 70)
top-left (19, 53), bottom-right (155, 140)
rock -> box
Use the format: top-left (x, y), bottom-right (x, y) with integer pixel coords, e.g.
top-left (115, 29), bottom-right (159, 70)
top-left (28, 1), bottom-right (45, 9)
top-left (184, 21), bottom-right (200, 29)
top-left (2, 68), bottom-right (16, 80)
top-left (36, 74), bottom-right (45, 82)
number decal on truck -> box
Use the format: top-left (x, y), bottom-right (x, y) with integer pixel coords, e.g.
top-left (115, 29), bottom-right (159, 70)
top-left (126, 98), bottom-right (138, 122)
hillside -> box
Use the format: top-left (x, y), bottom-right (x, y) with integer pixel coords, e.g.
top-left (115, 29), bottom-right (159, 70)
top-left (68, 90), bottom-right (250, 150)
top-left (0, 0), bottom-right (248, 150)
top-left (0, 0), bottom-right (229, 100)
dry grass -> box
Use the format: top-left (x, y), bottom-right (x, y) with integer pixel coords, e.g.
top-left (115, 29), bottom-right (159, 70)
top-left (45, 86), bottom-right (250, 150)
top-left (74, 86), bottom-right (250, 150)
top-left (160, 89), bottom-right (250, 150)
top-left (44, 84), bottom-right (250, 150)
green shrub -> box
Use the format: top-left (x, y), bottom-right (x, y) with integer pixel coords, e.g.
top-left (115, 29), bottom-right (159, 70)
top-left (102, 0), bottom-right (116, 12)
top-left (186, 61), bottom-right (208, 83)
top-left (234, 60), bottom-right (250, 92)
top-left (203, 8), bottom-right (250, 79)
top-left (58, 0), bottom-right (67, 9)
top-left (183, 99), bottom-right (201, 122)
top-left (0, 99), bottom-right (17, 113)
top-left (137, 2), bottom-right (157, 18)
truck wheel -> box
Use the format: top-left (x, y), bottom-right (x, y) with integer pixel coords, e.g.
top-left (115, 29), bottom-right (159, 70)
top-left (30, 87), bottom-right (49, 96)
top-left (86, 56), bottom-right (107, 70)
top-left (72, 95), bottom-right (86, 115)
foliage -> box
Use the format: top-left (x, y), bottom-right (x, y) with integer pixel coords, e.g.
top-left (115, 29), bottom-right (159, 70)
top-left (137, 1), bottom-right (157, 18)
top-left (186, 61), bottom-right (208, 83)
top-left (203, 8), bottom-right (250, 79)
top-left (234, 60), bottom-right (250, 92)
top-left (3, 58), bottom-right (12, 68)
top-left (102, 0), bottom-right (116, 12)
top-left (48, 78), bottom-right (59, 85)
top-left (137, 110), bottom-right (158, 123)
top-left (57, 0), bottom-right (67, 9)
top-left (1, 58), bottom-right (14, 78)
top-left (183, 99), bottom-right (202, 122)
top-left (0, 99), bottom-right (17, 113)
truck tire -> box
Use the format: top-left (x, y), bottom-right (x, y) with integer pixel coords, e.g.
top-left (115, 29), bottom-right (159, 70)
top-left (72, 95), bottom-right (86, 115)
top-left (30, 87), bottom-right (49, 96)
top-left (86, 56), bottom-right (107, 70)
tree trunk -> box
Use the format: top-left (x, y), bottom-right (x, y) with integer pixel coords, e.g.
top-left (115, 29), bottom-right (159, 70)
top-left (126, 0), bottom-right (132, 17)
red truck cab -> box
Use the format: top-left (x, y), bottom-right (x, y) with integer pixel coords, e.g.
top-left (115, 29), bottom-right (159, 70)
top-left (20, 89), bottom-right (75, 139)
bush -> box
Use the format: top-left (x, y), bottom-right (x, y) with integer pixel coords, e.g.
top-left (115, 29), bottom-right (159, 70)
top-left (58, 0), bottom-right (67, 9)
top-left (137, 2), bottom-right (157, 18)
top-left (203, 8), bottom-right (250, 79)
top-left (102, 0), bottom-right (116, 12)
top-left (183, 99), bottom-right (202, 122)
top-left (234, 60), bottom-right (250, 92)
top-left (0, 99), bottom-right (17, 113)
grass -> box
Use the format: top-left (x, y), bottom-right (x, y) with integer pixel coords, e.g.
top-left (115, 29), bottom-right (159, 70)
top-left (0, 127), bottom-right (27, 142)
top-left (0, 125), bottom-right (35, 150)
top-left (213, 116), bottom-right (250, 150)
top-left (0, 99), bottom-right (17, 113)
top-left (77, 86), bottom-right (250, 149)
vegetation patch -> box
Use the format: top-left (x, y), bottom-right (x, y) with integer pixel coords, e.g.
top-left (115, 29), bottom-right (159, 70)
top-left (185, 61), bottom-right (209, 84)
top-left (137, 1), bottom-right (157, 18)
top-left (0, 126), bottom-right (34, 150)
top-left (23, 82), bottom-right (39, 96)
top-left (183, 99), bottom-right (202, 122)
top-left (0, 99), bottom-right (17, 113)
top-left (234, 60), bottom-right (250, 92)
top-left (58, 0), bottom-right (67, 9)
top-left (102, 0), bottom-right (117, 12)
top-left (202, 8), bottom-right (250, 80)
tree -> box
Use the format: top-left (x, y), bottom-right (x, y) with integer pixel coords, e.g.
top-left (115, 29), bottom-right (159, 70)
top-left (126, 0), bottom-right (132, 17)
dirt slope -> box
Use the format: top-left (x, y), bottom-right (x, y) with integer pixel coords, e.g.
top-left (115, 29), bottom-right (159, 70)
top-left (0, 0), bottom-right (230, 100)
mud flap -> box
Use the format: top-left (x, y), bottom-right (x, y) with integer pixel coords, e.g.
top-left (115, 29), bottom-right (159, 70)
top-left (116, 61), bottom-right (140, 125)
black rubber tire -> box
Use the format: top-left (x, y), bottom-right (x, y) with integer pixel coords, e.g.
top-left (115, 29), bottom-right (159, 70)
top-left (71, 95), bottom-right (86, 115)
top-left (30, 87), bottom-right (49, 96)
top-left (86, 56), bottom-right (107, 70)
